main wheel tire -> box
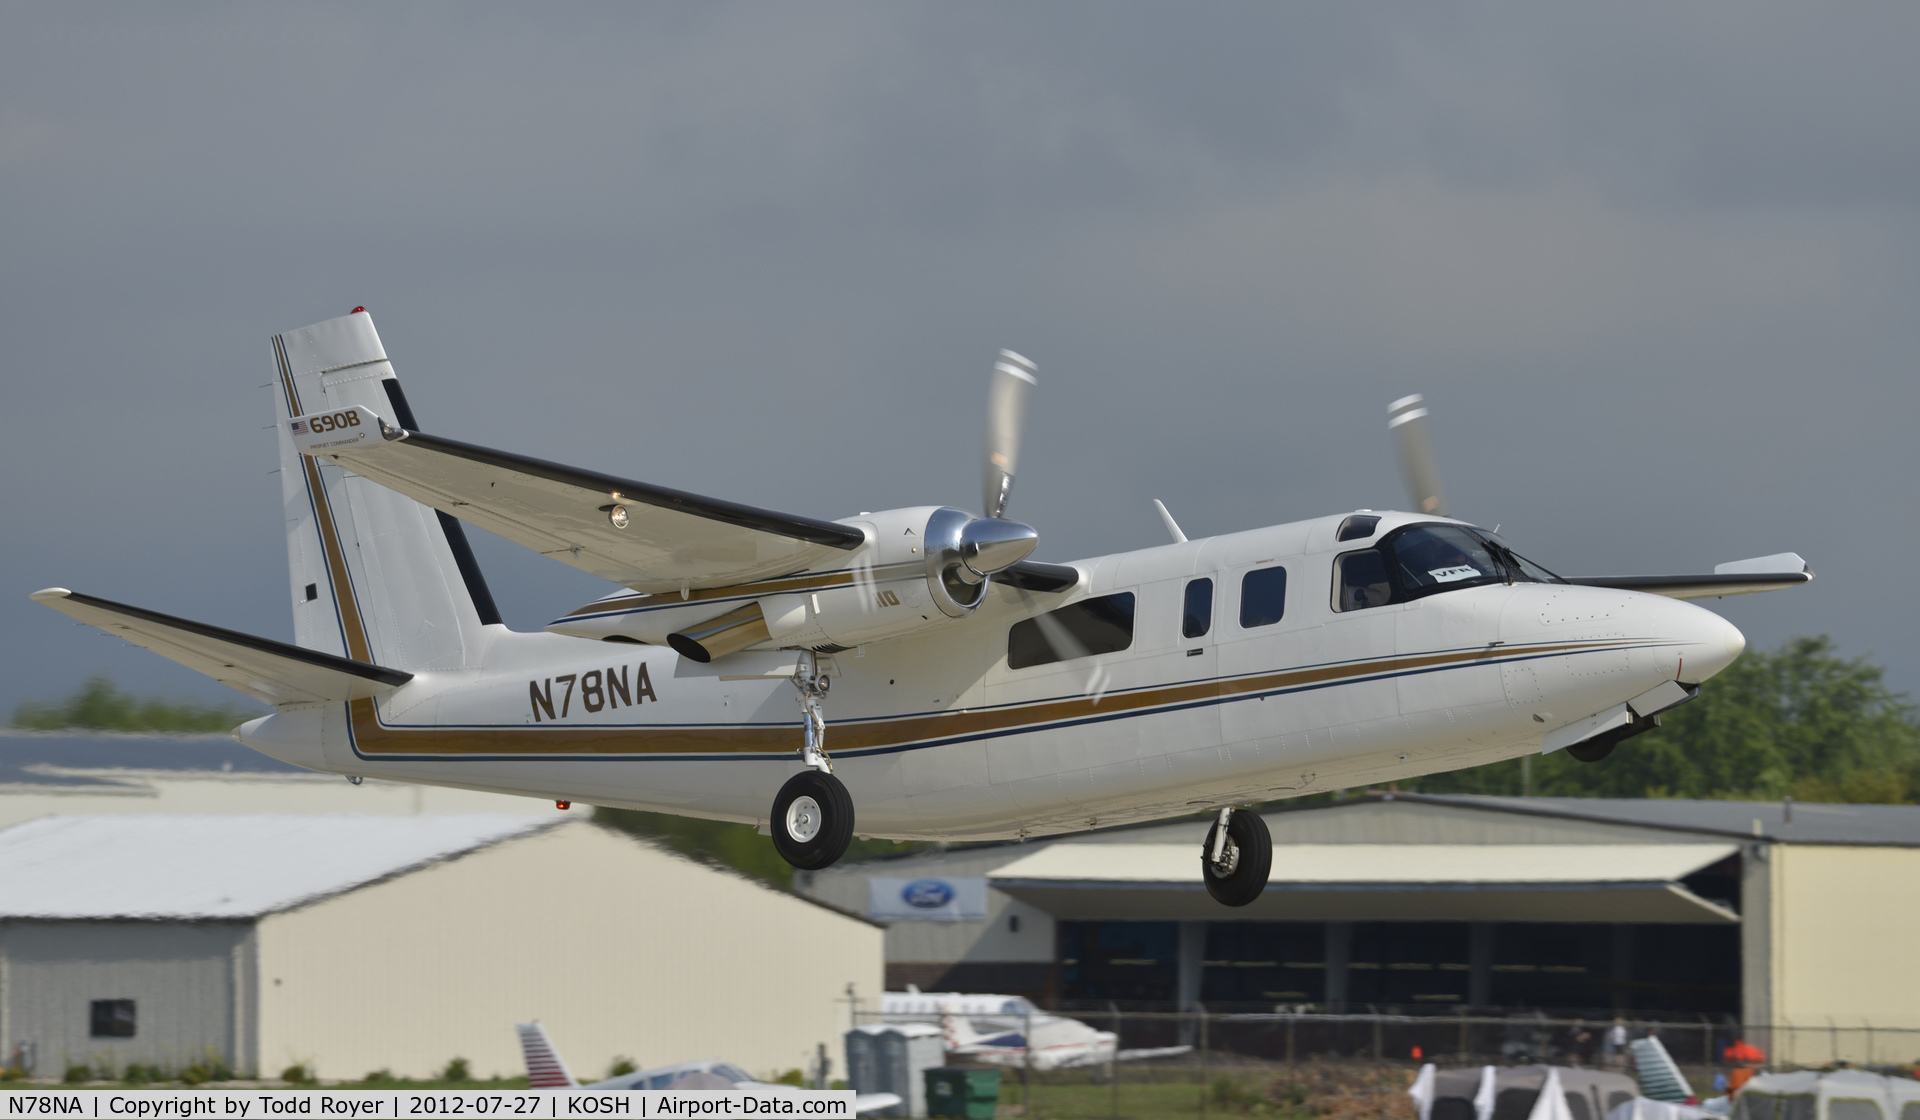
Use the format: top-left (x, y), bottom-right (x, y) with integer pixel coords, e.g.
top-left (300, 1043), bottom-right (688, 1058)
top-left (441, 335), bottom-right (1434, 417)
top-left (1568, 735), bottom-right (1618, 763)
top-left (771, 770), bottom-right (855, 870)
top-left (1201, 809), bottom-right (1272, 907)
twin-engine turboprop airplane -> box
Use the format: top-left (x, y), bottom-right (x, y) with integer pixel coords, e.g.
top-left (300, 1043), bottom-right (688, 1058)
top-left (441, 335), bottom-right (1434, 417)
top-left (32, 311), bottom-right (1814, 907)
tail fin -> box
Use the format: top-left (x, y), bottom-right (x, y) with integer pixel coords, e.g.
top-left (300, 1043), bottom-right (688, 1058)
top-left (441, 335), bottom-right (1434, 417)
top-left (273, 311), bottom-right (503, 672)
top-left (1629, 1035), bottom-right (1693, 1103)
top-left (515, 1022), bottom-right (578, 1089)
top-left (939, 1006), bottom-right (991, 1053)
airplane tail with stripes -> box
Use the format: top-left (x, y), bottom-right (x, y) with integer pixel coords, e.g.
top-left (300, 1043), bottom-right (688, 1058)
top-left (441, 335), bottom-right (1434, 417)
top-left (271, 310), bottom-right (504, 672)
top-left (938, 1007), bottom-right (1004, 1054)
top-left (1630, 1035), bottom-right (1694, 1103)
top-left (515, 1022), bottom-right (579, 1089)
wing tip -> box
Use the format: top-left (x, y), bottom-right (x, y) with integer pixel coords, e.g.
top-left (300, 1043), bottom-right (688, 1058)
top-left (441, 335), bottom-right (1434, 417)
top-left (30, 587), bottom-right (73, 603)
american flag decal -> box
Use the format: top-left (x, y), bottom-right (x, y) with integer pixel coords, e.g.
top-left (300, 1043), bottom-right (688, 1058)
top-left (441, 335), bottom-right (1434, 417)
top-left (291, 419), bottom-right (309, 435)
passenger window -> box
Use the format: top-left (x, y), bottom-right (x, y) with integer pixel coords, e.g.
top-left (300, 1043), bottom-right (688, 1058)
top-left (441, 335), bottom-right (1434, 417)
top-left (1182, 579), bottom-right (1213, 639)
top-left (1335, 550), bottom-right (1392, 611)
top-left (1239, 567), bottom-right (1287, 628)
top-left (1008, 593), bottom-right (1137, 670)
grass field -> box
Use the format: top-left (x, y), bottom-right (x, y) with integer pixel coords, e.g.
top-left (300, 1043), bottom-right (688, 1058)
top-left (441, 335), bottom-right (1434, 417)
top-left (983, 1061), bottom-right (1417, 1120)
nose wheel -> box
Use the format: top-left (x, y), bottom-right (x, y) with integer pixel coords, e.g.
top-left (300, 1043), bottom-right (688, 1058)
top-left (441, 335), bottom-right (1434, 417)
top-left (1201, 807), bottom-right (1272, 907)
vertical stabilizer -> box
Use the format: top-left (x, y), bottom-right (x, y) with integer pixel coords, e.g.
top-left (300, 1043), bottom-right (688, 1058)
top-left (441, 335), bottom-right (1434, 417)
top-left (273, 310), bottom-right (502, 672)
top-left (1629, 1035), bottom-right (1694, 1103)
top-left (515, 1022), bottom-right (578, 1089)
top-left (939, 1007), bottom-right (994, 1053)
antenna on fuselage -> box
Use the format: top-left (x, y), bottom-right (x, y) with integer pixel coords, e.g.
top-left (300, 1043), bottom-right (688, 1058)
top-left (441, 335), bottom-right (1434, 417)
top-left (1152, 499), bottom-right (1188, 544)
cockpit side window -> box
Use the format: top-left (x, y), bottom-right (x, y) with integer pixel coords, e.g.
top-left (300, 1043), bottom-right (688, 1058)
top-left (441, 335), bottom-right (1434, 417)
top-left (1336, 514), bottom-right (1380, 542)
top-left (1335, 550), bottom-right (1392, 612)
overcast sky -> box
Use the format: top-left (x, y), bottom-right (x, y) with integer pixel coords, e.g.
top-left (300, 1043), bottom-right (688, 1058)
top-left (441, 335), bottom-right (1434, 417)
top-left (4, 3), bottom-right (1916, 718)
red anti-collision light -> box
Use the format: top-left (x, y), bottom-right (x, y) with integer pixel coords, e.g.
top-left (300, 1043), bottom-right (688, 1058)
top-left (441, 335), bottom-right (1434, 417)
top-left (555, 800), bottom-right (571, 810)
top-left (351, 306), bottom-right (366, 314)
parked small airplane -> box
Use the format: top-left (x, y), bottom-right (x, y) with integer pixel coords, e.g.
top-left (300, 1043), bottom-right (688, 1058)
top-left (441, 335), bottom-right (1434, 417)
top-left (882, 988), bottom-right (1188, 1069)
top-left (514, 1022), bottom-right (903, 1112)
top-left (938, 1007), bottom-right (1190, 1071)
top-left (34, 311), bottom-right (1814, 907)
top-left (881, 987), bottom-right (1038, 1024)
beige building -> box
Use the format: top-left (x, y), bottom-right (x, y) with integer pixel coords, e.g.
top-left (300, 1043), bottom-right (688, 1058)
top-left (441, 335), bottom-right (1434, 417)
top-left (802, 795), bottom-right (1920, 1066)
top-left (0, 815), bottom-right (883, 1081)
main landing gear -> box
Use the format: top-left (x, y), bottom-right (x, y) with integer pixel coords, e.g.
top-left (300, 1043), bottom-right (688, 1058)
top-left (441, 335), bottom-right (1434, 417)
top-left (770, 655), bottom-right (855, 871)
top-left (1201, 807), bottom-right (1272, 907)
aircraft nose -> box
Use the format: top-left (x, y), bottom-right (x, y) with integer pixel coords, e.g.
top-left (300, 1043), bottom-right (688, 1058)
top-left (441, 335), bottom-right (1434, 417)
top-left (1670, 601), bottom-right (1746, 684)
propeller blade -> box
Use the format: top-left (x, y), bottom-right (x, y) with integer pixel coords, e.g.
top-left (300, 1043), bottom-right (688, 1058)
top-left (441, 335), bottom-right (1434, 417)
top-left (1389, 393), bottom-right (1447, 517)
top-left (982, 350), bottom-right (1036, 520)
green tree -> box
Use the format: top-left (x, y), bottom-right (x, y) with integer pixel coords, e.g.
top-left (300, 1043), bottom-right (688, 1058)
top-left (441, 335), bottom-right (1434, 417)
top-left (1415, 636), bottom-right (1920, 803)
top-left (11, 674), bottom-right (261, 733)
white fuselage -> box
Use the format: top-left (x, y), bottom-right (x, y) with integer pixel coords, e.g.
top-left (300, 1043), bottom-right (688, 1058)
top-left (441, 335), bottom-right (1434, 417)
top-left (236, 509), bottom-right (1743, 842)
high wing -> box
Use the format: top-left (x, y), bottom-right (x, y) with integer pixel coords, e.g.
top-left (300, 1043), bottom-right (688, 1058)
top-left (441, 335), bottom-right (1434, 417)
top-left (291, 406), bottom-right (865, 594)
top-left (1565, 552), bottom-right (1814, 600)
top-left (31, 589), bottom-right (411, 707)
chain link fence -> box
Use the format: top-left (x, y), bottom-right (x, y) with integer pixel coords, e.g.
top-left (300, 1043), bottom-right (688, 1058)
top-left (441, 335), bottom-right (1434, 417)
top-left (856, 1008), bottom-right (1920, 1119)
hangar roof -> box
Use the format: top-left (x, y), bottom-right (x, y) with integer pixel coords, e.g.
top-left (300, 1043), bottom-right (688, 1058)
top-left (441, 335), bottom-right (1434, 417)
top-left (0, 813), bottom-right (559, 920)
top-left (1395, 794), bottom-right (1920, 846)
top-left (989, 841), bottom-right (1740, 923)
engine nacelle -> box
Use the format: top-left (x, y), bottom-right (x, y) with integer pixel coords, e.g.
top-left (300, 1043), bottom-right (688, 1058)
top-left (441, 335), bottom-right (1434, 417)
top-left (547, 505), bottom-right (1041, 661)
top-left (757, 506), bottom-right (1037, 653)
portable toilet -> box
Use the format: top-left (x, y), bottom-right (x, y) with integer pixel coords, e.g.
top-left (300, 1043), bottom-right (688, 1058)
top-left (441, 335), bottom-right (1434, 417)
top-left (847, 1022), bottom-right (945, 1118)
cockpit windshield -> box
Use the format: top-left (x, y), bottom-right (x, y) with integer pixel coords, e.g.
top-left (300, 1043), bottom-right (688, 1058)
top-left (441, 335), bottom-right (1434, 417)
top-left (1392, 524), bottom-right (1504, 594)
top-left (1334, 523), bottom-right (1562, 612)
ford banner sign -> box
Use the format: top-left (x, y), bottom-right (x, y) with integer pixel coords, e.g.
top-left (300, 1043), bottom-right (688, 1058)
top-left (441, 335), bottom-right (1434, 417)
top-left (867, 876), bottom-right (990, 922)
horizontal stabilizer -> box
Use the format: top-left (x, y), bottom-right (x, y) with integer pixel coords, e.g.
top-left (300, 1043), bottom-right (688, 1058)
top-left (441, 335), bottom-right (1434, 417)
top-left (1566, 553), bottom-right (1813, 600)
top-left (31, 588), bottom-right (411, 708)
top-left (289, 405), bottom-right (865, 594)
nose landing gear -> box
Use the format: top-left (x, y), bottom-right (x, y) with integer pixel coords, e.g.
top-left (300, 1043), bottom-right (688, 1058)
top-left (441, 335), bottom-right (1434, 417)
top-left (771, 654), bottom-right (855, 871)
top-left (1201, 807), bottom-right (1272, 907)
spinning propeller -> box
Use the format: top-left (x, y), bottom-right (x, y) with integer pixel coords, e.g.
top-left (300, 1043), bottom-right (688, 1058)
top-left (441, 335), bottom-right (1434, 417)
top-left (1388, 393), bottom-right (1448, 517)
top-left (941, 351), bottom-right (1043, 587)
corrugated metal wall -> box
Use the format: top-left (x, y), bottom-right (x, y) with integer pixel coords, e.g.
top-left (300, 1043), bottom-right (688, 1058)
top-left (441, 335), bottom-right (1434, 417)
top-left (0, 920), bottom-right (253, 1076)
top-left (255, 821), bottom-right (884, 1081)
top-left (1771, 844), bottom-right (1920, 1063)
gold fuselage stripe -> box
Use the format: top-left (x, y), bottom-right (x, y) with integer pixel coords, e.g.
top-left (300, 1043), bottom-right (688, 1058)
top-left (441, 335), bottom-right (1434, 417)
top-left (339, 638), bottom-right (1629, 758)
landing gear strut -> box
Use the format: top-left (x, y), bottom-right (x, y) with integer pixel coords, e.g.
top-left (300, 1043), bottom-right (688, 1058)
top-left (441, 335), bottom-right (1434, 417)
top-left (771, 654), bottom-right (855, 871)
top-left (1201, 807), bottom-right (1272, 908)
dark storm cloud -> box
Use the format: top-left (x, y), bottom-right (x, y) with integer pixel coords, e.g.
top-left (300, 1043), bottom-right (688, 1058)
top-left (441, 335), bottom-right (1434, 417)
top-left (2, 2), bottom-right (1914, 714)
